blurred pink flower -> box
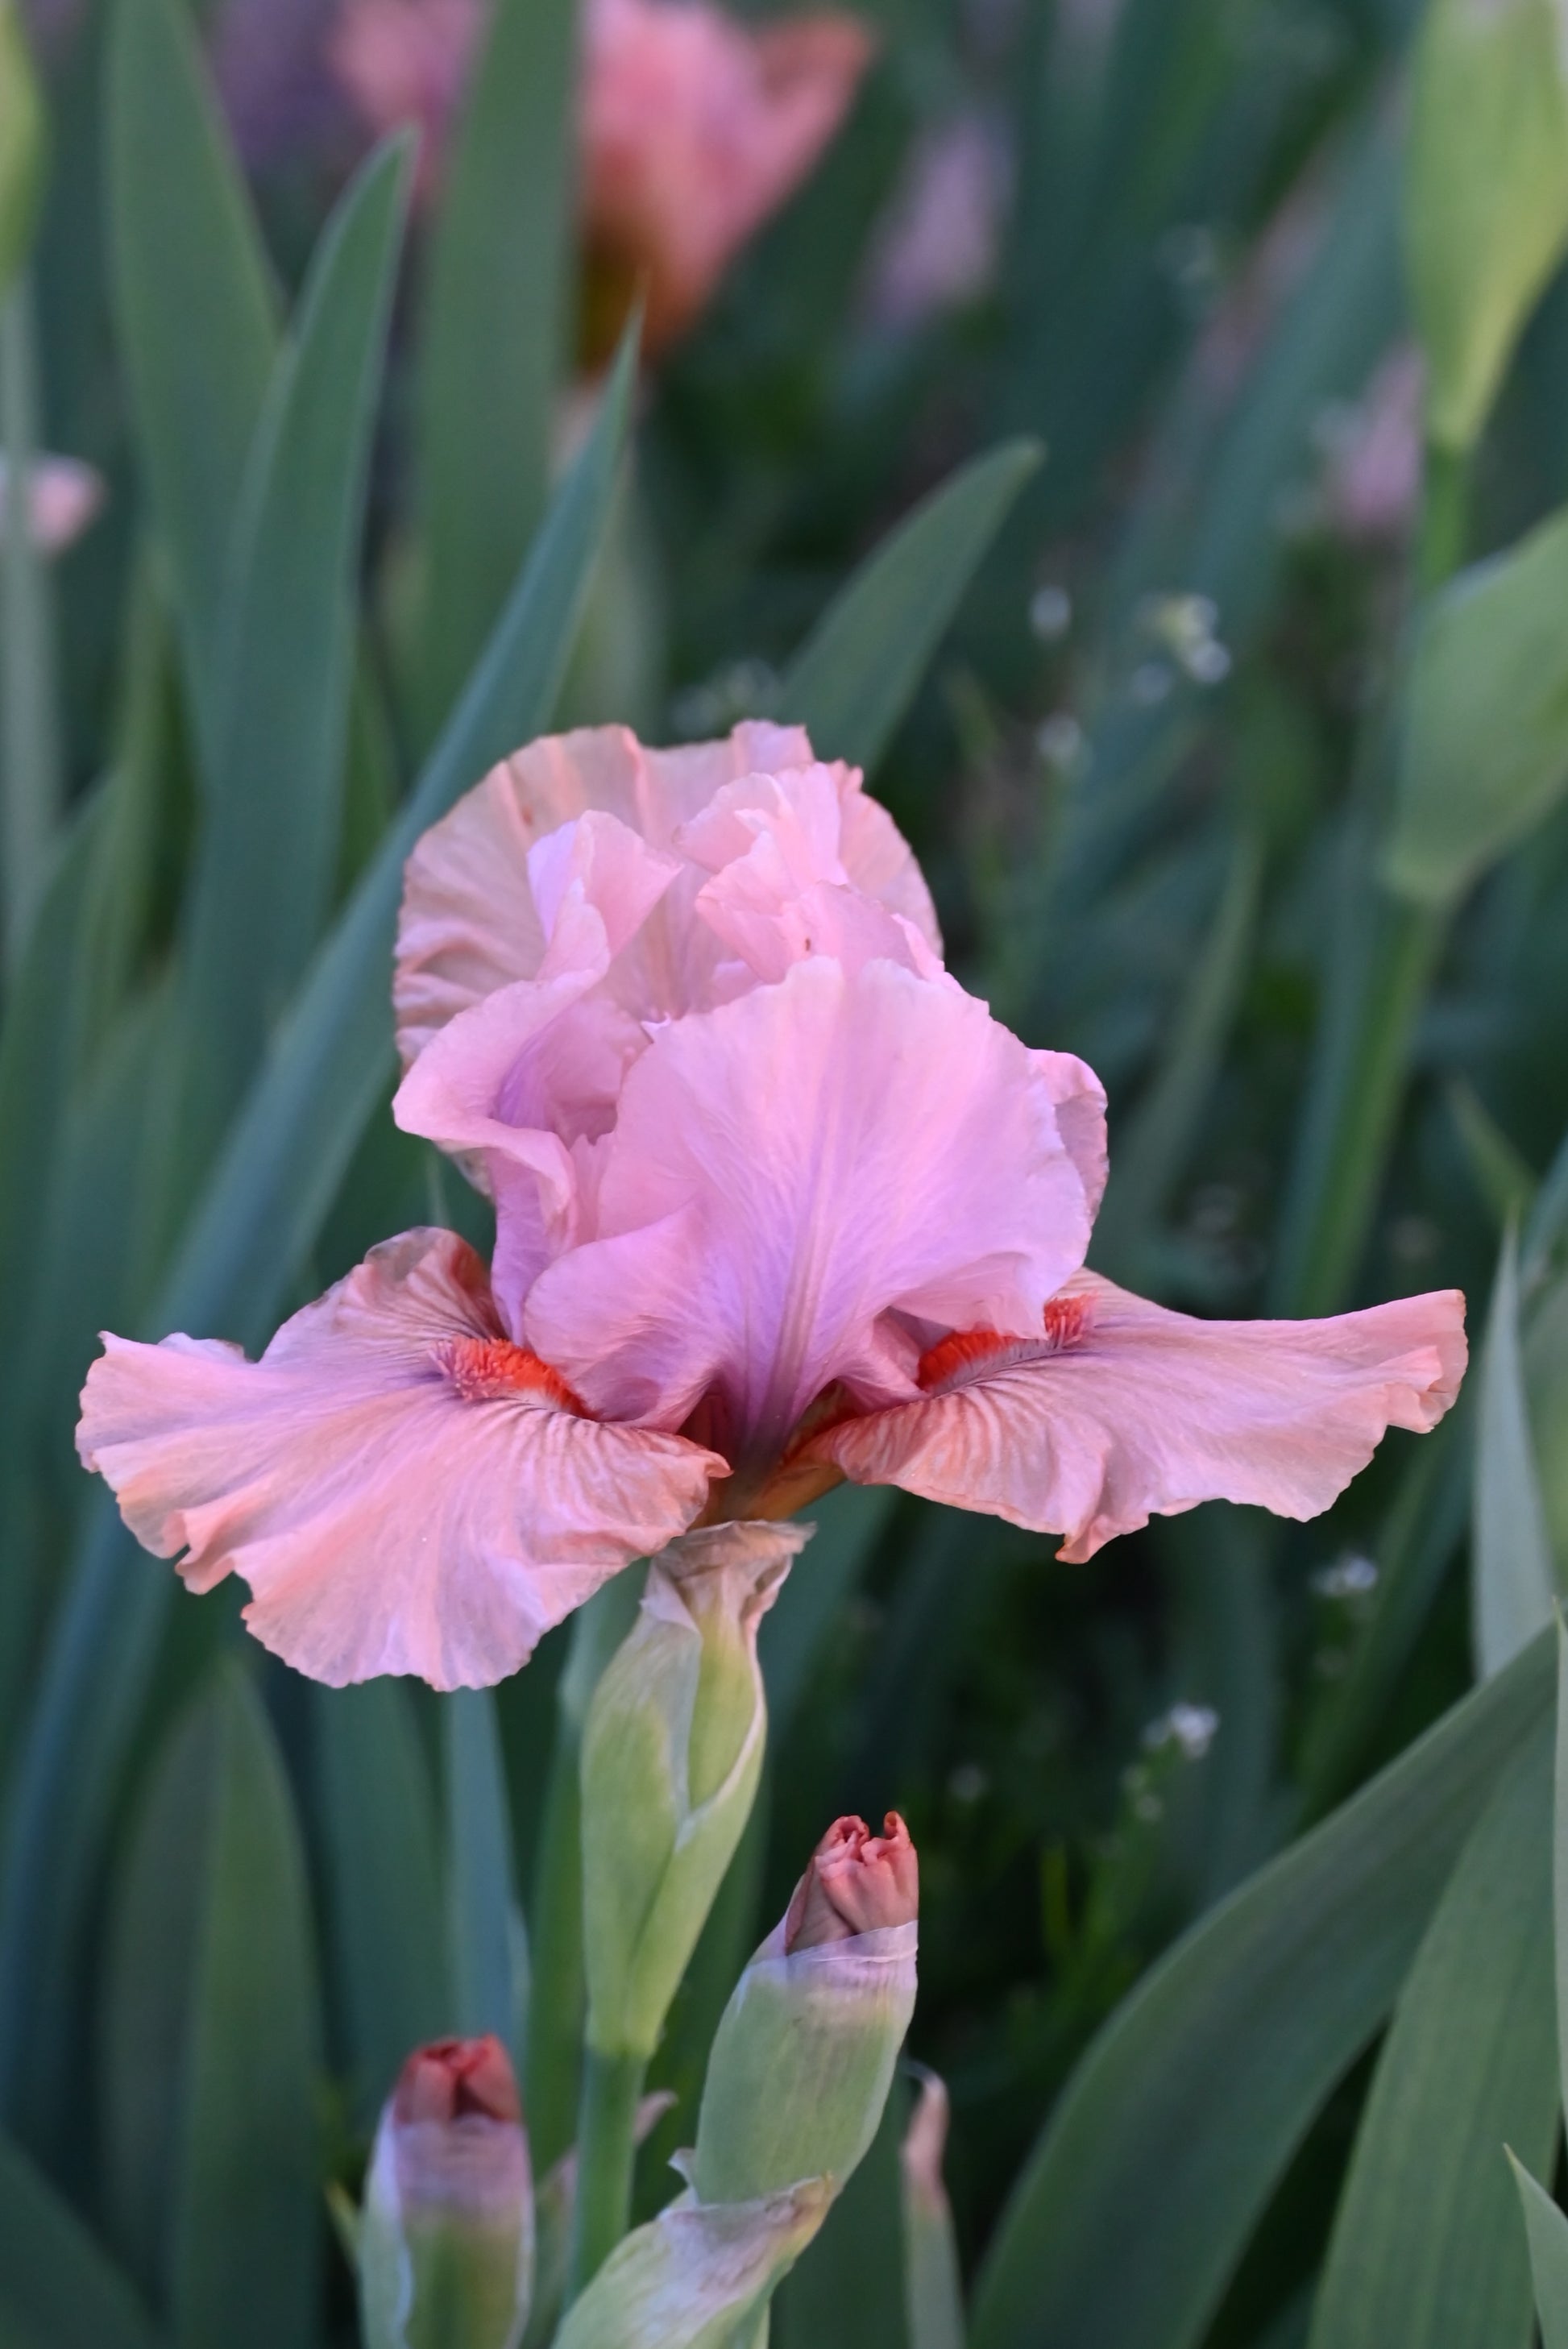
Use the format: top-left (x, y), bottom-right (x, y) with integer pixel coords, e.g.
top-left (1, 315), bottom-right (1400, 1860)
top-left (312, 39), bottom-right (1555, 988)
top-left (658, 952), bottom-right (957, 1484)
top-left (327, 0), bottom-right (872, 349)
top-left (0, 454), bottom-right (105, 555)
top-left (78, 723), bottom-right (1465, 1689)
top-left (583, 0), bottom-right (874, 352)
top-left (865, 114), bottom-right (1007, 329)
top-left (1317, 346), bottom-right (1425, 547)
top-left (328, 0), bottom-right (480, 192)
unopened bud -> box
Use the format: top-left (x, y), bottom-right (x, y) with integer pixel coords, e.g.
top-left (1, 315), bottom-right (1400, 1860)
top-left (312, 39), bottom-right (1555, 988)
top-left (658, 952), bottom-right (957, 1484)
top-left (1406, 0), bottom-right (1568, 452)
top-left (784, 1809), bottom-right (919, 1948)
top-left (580, 1521), bottom-right (804, 2062)
top-left (553, 2180), bottom-right (832, 2349)
top-left (694, 1814), bottom-right (919, 2204)
top-left (359, 2036), bottom-right (534, 2349)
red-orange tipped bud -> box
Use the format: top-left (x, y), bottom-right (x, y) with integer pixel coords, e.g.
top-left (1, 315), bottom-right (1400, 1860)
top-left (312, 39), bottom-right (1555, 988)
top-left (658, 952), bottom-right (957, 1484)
top-left (393, 2035), bottom-right (522, 2129)
top-left (361, 2036), bottom-right (533, 2349)
top-left (783, 1811), bottom-right (919, 1951)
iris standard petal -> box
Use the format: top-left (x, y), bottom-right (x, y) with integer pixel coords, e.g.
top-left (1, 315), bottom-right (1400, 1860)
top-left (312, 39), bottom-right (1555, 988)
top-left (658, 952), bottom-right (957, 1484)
top-left (394, 724), bottom-right (937, 1061)
top-left (524, 956), bottom-right (1105, 1462)
top-left (395, 722), bottom-right (828, 1058)
top-left (76, 1230), bottom-right (720, 1689)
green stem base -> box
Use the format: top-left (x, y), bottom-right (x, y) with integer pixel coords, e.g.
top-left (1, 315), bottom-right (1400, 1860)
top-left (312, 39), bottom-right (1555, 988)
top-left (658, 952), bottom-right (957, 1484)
top-left (564, 2045), bottom-right (647, 2305)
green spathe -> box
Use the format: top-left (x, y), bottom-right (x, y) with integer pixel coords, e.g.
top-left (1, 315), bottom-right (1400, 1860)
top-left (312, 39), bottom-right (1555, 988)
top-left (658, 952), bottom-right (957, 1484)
top-left (1406, 0), bottom-right (1568, 452)
top-left (580, 1522), bottom-right (805, 2063)
top-left (1385, 499), bottom-right (1568, 907)
top-left (694, 1919), bottom-right (917, 2205)
top-left (554, 2181), bottom-right (833, 2349)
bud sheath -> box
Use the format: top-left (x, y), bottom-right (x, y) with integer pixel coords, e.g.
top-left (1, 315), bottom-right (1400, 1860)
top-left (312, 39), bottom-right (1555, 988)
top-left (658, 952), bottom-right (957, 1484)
top-left (569, 1522), bottom-right (804, 2297)
top-left (580, 1522), bottom-right (804, 2063)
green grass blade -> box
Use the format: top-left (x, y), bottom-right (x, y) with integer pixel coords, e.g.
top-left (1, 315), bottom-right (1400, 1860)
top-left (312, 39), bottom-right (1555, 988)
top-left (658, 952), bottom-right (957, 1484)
top-left (0, 2131), bottom-right (161, 2349)
top-left (1090, 831), bottom-right (1263, 1279)
top-left (969, 1629), bottom-right (1555, 2349)
top-left (445, 1689), bottom-right (527, 2065)
top-left (314, 1682), bottom-right (448, 2127)
top-left (1267, 882), bottom-right (1443, 1318)
top-left (1299, 1414), bottom-right (1471, 1819)
top-left (1183, 123), bottom-right (1402, 630)
top-left (1553, 1616), bottom-right (1568, 2125)
top-left (174, 136), bottom-right (410, 1162)
top-left (1473, 1228), bottom-right (1556, 1676)
top-left (1509, 2154), bottom-right (1568, 2349)
top-left (0, 794), bottom-right (109, 1759)
top-left (775, 2083), bottom-right (910, 2349)
top-left (415, 0), bottom-right (573, 729)
top-left (0, 2), bottom-right (44, 305)
top-left (168, 1666), bottom-right (321, 2349)
top-left (0, 328), bottom-right (637, 2154)
top-left (1446, 1077), bottom-right (1537, 1234)
top-left (779, 440), bottom-right (1041, 772)
top-left (106, 0), bottom-right (276, 742)
top-left (164, 320), bottom-right (638, 1350)
top-left (170, 137), bottom-right (408, 1184)
top-left (99, 1686), bottom-right (218, 2308)
top-left (0, 287), bottom-right (62, 967)
top-left (1306, 1720), bottom-right (1556, 2349)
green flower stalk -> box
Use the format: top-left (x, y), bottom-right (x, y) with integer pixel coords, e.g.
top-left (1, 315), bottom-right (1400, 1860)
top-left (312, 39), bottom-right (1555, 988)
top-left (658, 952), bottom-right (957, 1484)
top-left (569, 1520), bottom-right (805, 2293)
top-left (359, 2036), bottom-right (535, 2349)
top-left (694, 1811), bottom-right (919, 2203)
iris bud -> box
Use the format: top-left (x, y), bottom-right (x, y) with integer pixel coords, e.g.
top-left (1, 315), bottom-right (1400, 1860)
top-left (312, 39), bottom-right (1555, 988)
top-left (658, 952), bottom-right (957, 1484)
top-left (1407, 0), bottom-right (1568, 452)
top-left (580, 1521), bottom-right (804, 2063)
top-left (694, 1812), bottom-right (919, 2204)
top-left (359, 2036), bottom-right (534, 2349)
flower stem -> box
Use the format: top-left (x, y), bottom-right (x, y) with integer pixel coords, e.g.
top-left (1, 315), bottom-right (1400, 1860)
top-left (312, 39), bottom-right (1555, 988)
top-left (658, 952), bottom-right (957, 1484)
top-left (1269, 891), bottom-right (1444, 1316)
top-left (565, 2044), bottom-right (646, 2303)
top-left (1269, 438), bottom-right (1468, 1316)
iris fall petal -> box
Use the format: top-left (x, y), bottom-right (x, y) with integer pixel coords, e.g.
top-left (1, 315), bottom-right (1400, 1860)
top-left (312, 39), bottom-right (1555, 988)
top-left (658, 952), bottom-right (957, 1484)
top-left (807, 1271), bottom-right (1466, 1558)
top-left (76, 1230), bottom-right (720, 1688)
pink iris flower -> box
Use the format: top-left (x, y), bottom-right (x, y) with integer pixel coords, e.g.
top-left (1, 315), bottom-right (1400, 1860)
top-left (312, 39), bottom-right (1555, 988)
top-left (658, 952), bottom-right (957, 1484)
top-left (329, 0), bottom-right (872, 352)
top-left (77, 724), bottom-right (1466, 1691)
top-left (580, 0), bottom-right (874, 354)
top-left (328, 0), bottom-right (482, 196)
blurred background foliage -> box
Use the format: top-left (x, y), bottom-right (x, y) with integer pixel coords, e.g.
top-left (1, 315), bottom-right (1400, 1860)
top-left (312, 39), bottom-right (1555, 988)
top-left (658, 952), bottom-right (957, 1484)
top-left (6, 0), bottom-right (1568, 2340)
